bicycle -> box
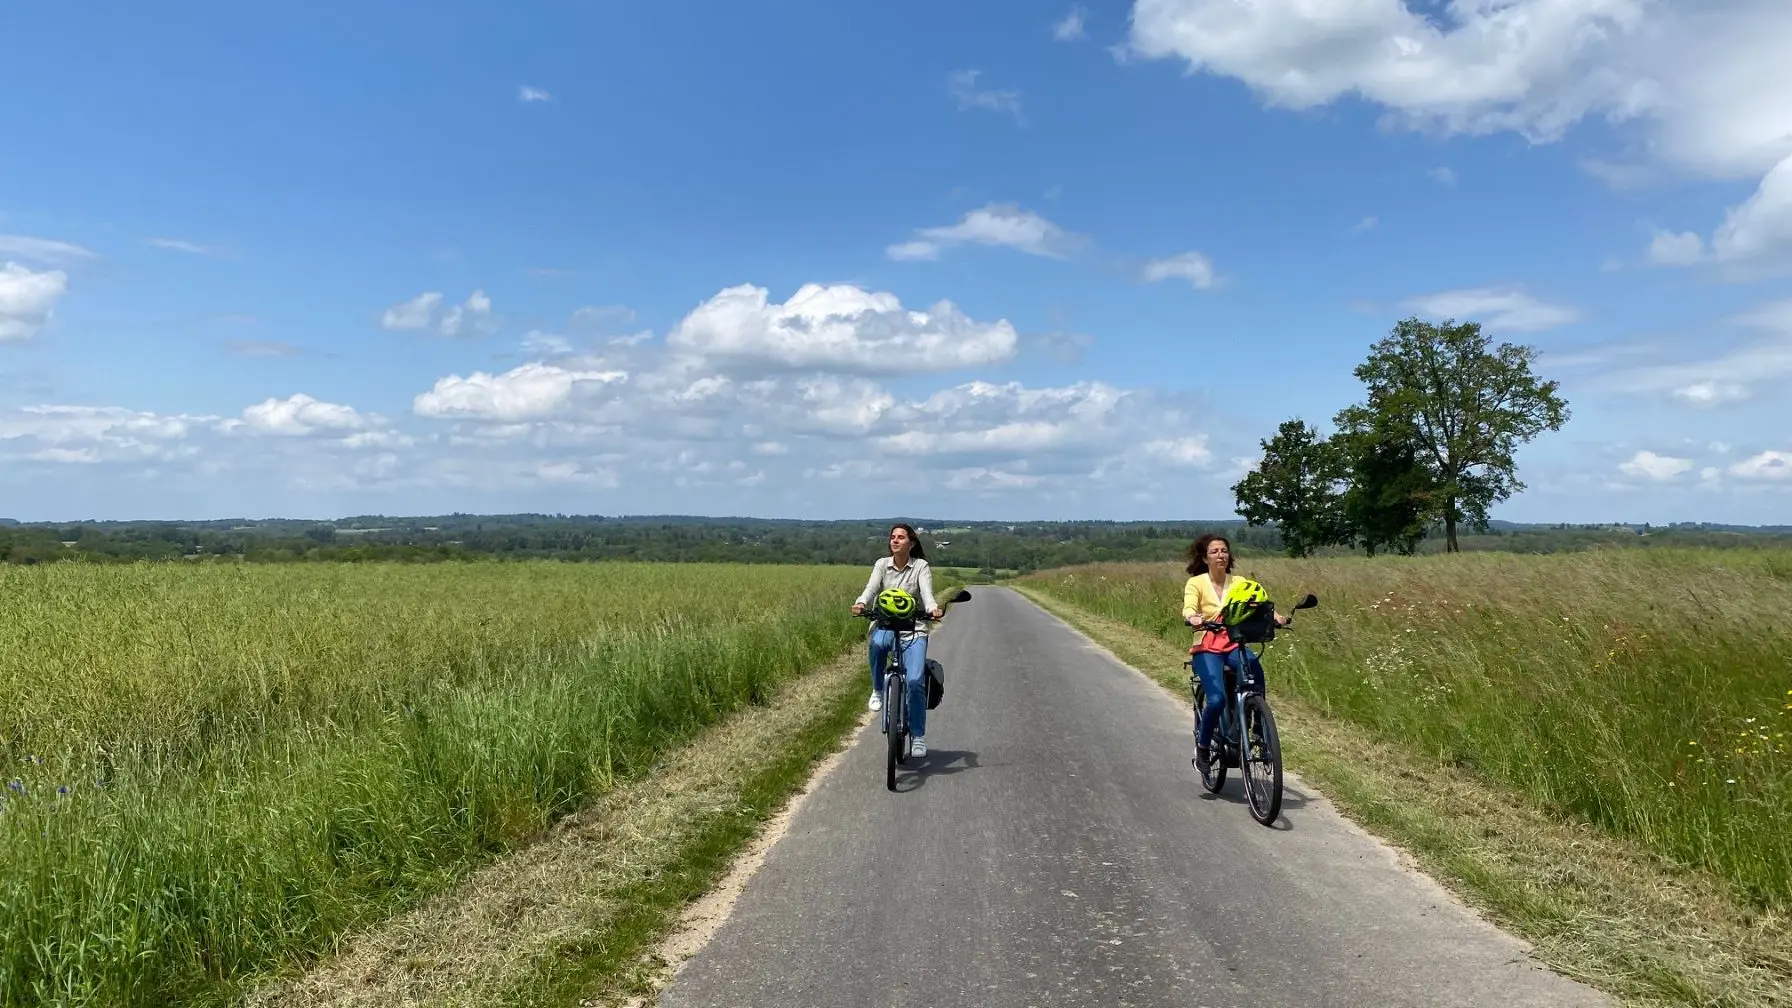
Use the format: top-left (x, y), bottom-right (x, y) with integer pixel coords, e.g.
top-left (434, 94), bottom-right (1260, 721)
top-left (1187, 592), bottom-right (1317, 826)
top-left (858, 588), bottom-right (972, 791)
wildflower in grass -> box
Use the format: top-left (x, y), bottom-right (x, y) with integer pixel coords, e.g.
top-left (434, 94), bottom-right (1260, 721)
top-left (6, 780), bottom-right (20, 793)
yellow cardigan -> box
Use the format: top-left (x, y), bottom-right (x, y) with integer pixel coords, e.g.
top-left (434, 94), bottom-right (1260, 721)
top-left (1181, 573), bottom-right (1244, 625)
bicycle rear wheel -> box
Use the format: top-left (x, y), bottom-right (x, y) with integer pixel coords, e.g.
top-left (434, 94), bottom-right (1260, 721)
top-left (884, 672), bottom-right (905, 792)
top-left (1191, 682), bottom-right (1227, 793)
top-left (1240, 694), bottom-right (1284, 825)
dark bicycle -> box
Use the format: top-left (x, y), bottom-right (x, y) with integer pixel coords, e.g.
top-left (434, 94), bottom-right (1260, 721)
top-left (1188, 592), bottom-right (1318, 826)
top-left (859, 588), bottom-right (971, 791)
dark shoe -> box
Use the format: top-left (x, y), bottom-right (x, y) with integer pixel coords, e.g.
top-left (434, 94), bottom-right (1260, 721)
top-left (1193, 746), bottom-right (1213, 772)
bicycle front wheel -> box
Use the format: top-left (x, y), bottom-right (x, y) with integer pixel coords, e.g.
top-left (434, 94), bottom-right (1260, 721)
top-left (884, 673), bottom-right (905, 792)
top-left (1240, 694), bottom-right (1284, 826)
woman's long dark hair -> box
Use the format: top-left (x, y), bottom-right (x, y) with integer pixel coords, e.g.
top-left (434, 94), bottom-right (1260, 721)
top-left (1185, 533), bottom-right (1233, 576)
top-left (891, 523), bottom-right (928, 561)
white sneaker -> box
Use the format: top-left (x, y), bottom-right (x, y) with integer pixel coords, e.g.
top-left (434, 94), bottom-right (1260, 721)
top-left (911, 736), bottom-right (927, 757)
top-left (868, 692), bottom-right (883, 713)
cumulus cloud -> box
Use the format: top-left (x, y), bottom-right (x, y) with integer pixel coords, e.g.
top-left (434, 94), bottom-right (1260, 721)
top-left (1403, 286), bottom-right (1582, 332)
top-left (0, 405), bottom-right (213, 463)
top-left (1122, 0), bottom-right (1792, 270)
top-left (414, 362), bottom-right (628, 421)
top-left (1142, 251), bottom-right (1218, 290)
top-left (1618, 450), bottom-right (1693, 481)
top-left (234, 394), bottom-right (379, 437)
top-left (0, 263), bottom-right (69, 342)
top-left (1730, 450), bottom-right (1792, 481)
top-left (439, 289), bottom-right (499, 338)
top-left (381, 292), bottom-right (443, 331)
top-left (887, 204), bottom-right (1082, 261)
top-left (519, 86), bottom-right (552, 102)
top-left (949, 69), bottom-right (1023, 122)
top-left (663, 282), bottom-right (1018, 374)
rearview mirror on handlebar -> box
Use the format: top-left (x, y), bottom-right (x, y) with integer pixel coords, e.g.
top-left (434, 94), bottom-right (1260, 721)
top-left (1293, 593), bottom-right (1318, 610)
top-left (950, 589), bottom-right (972, 603)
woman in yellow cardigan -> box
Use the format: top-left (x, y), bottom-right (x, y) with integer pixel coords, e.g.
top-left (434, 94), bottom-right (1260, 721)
top-left (1181, 533), bottom-right (1288, 772)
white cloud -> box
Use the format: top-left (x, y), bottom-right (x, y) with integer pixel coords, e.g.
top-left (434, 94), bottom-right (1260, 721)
top-left (0, 235), bottom-right (94, 265)
top-left (520, 330), bottom-right (576, 357)
top-left (0, 405), bottom-right (211, 463)
top-left (1403, 286), bottom-right (1582, 332)
top-left (1648, 229), bottom-right (1706, 266)
top-left (235, 394), bottom-right (379, 437)
top-left (1352, 216), bottom-right (1380, 233)
top-left (1618, 450), bottom-right (1693, 481)
top-left (1142, 250), bottom-right (1218, 290)
top-left (1429, 167), bottom-right (1458, 187)
top-left (1729, 450), bottom-right (1792, 481)
top-left (887, 204), bottom-right (1082, 261)
top-left (1123, 0), bottom-right (1792, 269)
top-left (414, 362), bottom-right (628, 421)
top-left (381, 292), bottom-right (443, 331)
top-left (948, 70), bottom-right (1023, 122)
top-left (439, 289), bottom-right (499, 338)
top-left (519, 86), bottom-right (552, 102)
top-left (0, 263), bottom-right (69, 342)
top-left (663, 282), bottom-right (1018, 374)
top-left (571, 304), bottom-right (637, 331)
top-left (145, 237), bottom-right (220, 256)
top-left (1673, 381), bottom-right (1750, 407)
top-left (1601, 299), bottom-right (1792, 405)
top-left (0, 265), bottom-right (69, 345)
top-left (1054, 6), bottom-right (1088, 40)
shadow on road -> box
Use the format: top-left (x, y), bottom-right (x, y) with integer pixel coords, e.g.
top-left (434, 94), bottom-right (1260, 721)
top-left (894, 749), bottom-right (980, 792)
top-left (1193, 771), bottom-right (1312, 831)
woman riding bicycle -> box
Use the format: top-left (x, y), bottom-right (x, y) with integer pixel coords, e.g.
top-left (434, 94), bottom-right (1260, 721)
top-left (1182, 533), bottom-right (1288, 773)
top-left (851, 523), bottom-right (944, 757)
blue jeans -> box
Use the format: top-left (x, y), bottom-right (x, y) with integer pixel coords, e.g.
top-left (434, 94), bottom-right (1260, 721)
top-left (1192, 649), bottom-right (1253, 750)
top-left (869, 629), bottom-right (930, 737)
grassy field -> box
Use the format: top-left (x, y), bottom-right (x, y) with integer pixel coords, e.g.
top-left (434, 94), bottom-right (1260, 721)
top-left (1018, 548), bottom-right (1792, 910)
top-left (0, 561), bottom-right (871, 1008)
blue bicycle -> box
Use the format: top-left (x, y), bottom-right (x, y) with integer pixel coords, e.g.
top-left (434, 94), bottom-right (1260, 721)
top-left (1188, 592), bottom-right (1317, 826)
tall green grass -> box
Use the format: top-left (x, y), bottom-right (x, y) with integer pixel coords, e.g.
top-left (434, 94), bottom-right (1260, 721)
top-left (1020, 548), bottom-right (1792, 907)
top-left (0, 562), bottom-right (869, 1007)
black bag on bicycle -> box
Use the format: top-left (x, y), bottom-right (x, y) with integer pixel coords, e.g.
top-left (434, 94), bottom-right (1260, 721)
top-left (924, 658), bottom-right (945, 710)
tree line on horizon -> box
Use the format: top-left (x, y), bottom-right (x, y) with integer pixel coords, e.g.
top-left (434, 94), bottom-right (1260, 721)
top-left (1232, 316), bottom-right (1573, 558)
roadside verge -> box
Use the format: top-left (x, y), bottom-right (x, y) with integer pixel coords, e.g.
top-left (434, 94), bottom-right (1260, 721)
top-left (245, 647), bottom-right (869, 1008)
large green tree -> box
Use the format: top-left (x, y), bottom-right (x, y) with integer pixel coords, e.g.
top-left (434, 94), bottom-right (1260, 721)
top-left (1231, 419), bottom-right (1352, 557)
top-left (1350, 317), bottom-right (1569, 552)
top-left (1332, 413), bottom-right (1434, 557)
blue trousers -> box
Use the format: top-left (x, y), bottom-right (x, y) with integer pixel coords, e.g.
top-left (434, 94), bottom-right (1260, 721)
top-left (869, 629), bottom-right (930, 737)
top-left (1192, 648), bottom-right (1253, 750)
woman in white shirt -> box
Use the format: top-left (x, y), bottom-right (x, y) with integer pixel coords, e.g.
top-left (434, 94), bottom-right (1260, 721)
top-left (851, 523), bottom-right (944, 756)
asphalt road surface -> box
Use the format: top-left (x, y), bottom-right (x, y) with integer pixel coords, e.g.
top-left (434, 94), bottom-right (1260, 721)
top-left (659, 587), bottom-right (1610, 1008)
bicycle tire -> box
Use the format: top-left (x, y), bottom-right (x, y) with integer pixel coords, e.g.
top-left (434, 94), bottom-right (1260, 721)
top-left (1240, 694), bottom-right (1284, 826)
top-left (1191, 683), bottom-right (1227, 794)
top-left (884, 672), bottom-right (904, 792)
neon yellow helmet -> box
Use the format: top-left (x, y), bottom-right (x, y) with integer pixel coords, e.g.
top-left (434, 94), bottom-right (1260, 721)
top-left (1219, 578), bottom-right (1270, 626)
top-left (875, 587), bottom-right (919, 619)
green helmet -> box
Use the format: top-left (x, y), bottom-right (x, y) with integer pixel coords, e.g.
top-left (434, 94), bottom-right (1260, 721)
top-left (875, 587), bottom-right (919, 619)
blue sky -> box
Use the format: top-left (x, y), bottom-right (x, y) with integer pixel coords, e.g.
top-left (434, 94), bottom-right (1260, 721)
top-left (3, 0), bottom-right (1790, 523)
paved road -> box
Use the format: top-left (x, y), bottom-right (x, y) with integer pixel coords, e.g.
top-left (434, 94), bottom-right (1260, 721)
top-left (660, 587), bottom-right (1609, 1008)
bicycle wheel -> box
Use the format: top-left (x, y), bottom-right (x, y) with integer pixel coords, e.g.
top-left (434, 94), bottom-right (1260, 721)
top-left (1240, 694), bottom-right (1284, 826)
top-left (1190, 682), bottom-right (1227, 793)
top-left (884, 671), bottom-right (904, 791)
